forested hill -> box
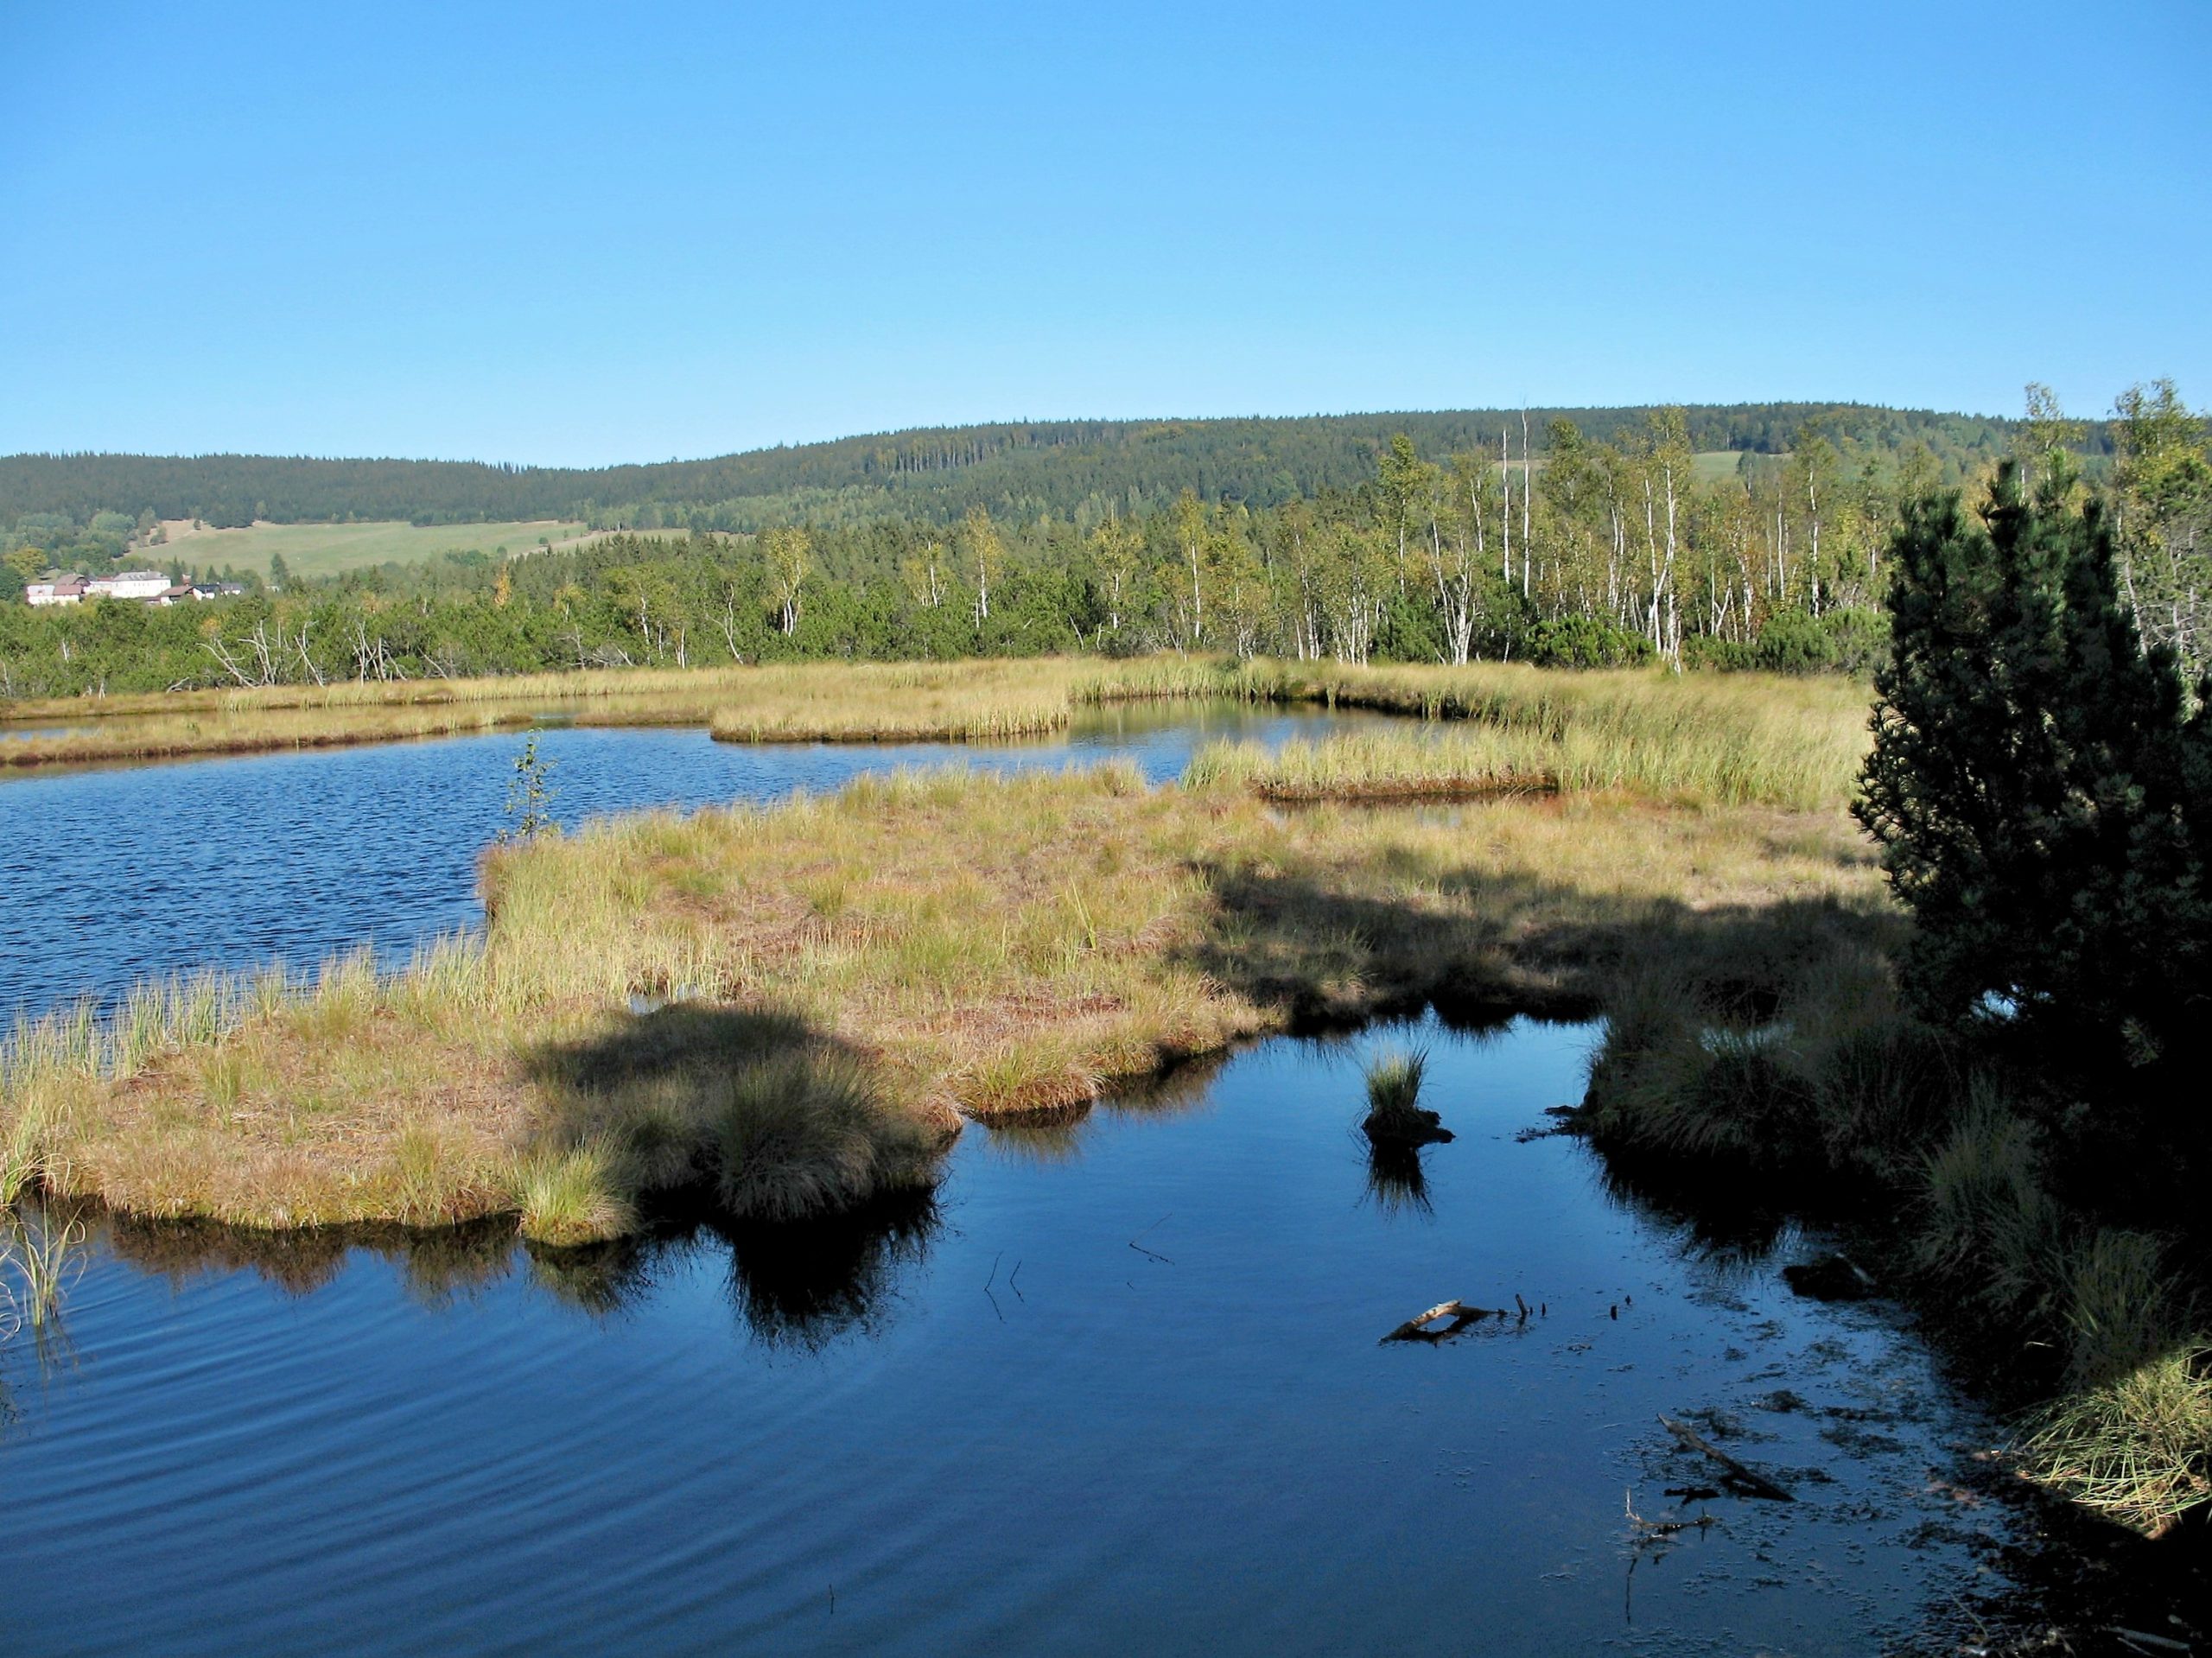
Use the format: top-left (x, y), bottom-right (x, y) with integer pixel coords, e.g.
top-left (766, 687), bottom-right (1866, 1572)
top-left (1, 403), bottom-right (2079, 534)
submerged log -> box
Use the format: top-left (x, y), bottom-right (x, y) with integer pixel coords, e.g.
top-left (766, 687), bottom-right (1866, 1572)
top-left (1780, 1253), bottom-right (1877, 1302)
top-left (1380, 1299), bottom-right (1499, 1343)
top-left (1657, 1415), bottom-right (1796, 1502)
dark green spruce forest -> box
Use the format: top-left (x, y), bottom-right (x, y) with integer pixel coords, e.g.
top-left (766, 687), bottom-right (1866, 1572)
top-left (3, 390), bottom-right (2204, 699)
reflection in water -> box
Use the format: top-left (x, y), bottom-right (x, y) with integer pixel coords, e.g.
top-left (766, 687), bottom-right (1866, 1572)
top-left (982, 1052), bottom-right (1231, 1168)
top-left (1589, 1148), bottom-right (1800, 1268)
top-left (0, 1017), bottom-right (2050, 1658)
top-left (982, 1109), bottom-right (1092, 1166)
top-left (94, 1191), bottom-right (945, 1352)
top-left (1360, 1140), bottom-right (1434, 1217)
top-left (105, 1212), bottom-right (530, 1304)
top-left (724, 1189), bottom-right (941, 1350)
top-left (1107, 1051), bottom-right (1230, 1117)
top-left (524, 1236), bottom-right (654, 1318)
top-left (110, 1213), bottom-right (359, 1296)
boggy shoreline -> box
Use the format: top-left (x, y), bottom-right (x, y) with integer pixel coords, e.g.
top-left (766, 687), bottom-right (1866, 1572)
top-left (6, 749), bottom-right (1880, 1242)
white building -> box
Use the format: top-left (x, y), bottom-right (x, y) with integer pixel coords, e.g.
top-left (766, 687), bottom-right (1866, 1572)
top-left (25, 576), bottom-right (87, 607)
top-left (86, 570), bottom-right (171, 600)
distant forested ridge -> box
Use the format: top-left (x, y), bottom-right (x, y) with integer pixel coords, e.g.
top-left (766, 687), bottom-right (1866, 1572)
top-left (0, 403), bottom-right (2088, 535)
top-left (3, 384), bottom-right (2195, 702)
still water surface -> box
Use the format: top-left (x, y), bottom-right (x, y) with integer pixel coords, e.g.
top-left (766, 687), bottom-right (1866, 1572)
top-left (0, 1015), bottom-right (2023, 1656)
top-left (0, 702), bottom-right (1372, 1018)
top-left (0, 711), bottom-right (2030, 1652)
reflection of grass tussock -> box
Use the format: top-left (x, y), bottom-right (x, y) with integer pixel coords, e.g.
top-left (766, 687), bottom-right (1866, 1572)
top-left (1361, 1141), bottom-right (1433, 1217)
top-left (724, 1190), bottom-right (942, 1351)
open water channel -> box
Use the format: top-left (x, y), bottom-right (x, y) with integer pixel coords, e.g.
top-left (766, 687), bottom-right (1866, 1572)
top-left (0, 708), bottom-right (2046, 1654)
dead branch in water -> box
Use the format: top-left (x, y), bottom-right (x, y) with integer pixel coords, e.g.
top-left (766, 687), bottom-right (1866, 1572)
top-left (1658, 1415), bottom-right (1796, 1502)
top-left (1624, 1488), bottom-right (1717, 1538)
top-left (1380, 1296), bottom-right (1544, 1343)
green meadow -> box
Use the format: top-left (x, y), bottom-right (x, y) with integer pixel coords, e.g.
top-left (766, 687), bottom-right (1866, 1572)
top-left (157, 518), bottom-right (590, 579)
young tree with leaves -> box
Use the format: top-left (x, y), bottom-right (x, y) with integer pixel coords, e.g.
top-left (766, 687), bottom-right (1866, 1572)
top-left (961, 507), bottom-right (1005, 633)
top-left (762, 526), bottom-right (810, 637)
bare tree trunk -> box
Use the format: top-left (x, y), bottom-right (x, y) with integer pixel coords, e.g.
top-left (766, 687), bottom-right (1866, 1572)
top-left (1521, 409), bottom-right (1532, 600)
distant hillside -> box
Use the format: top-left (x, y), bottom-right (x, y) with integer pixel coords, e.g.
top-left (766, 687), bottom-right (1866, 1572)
top-left (0, 403), bottom-right (2085, 533)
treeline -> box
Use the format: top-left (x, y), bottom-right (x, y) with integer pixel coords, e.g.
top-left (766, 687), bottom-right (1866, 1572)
top-left (2, 402), bottom-right (2073, 537)
top-left (2, 388), bottom-right (2196, 702)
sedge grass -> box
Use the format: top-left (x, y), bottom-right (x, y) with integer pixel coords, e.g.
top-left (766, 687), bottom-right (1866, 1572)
top-left (1, 1202), bottom-right (86, 1332)
top-left (1187, 730), bottom-right (1555, 803)
top-left (1360, 1047), bottom-right (1439, 1141)
top-left (1206, 660), bottom-right (1871, 810)
top-left (2018, 1347), bottom-right (2212, 1537)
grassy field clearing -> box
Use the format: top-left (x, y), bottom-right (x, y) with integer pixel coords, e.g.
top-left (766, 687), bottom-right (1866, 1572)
top-left (151, 518), bottom-right (589, 579)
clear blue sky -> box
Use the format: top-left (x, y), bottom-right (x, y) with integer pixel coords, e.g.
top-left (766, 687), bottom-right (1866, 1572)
top-left (4, 1), bottom-right (2205, 467)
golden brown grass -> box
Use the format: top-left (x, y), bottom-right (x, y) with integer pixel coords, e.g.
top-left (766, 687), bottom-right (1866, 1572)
top-left (0, 657), bottom-right (1232, 768)
top-left (1217, 660), bottom-right (1873, 810)
top-left (0, 654), bottom-right (1869, 791)
top-left (3, 758), bottom-right (1883, 1242)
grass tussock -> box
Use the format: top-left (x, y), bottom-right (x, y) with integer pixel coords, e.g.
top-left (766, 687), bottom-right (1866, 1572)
top-left (1361, 1047), bottom-right (1445, 1143)
top-left (512, 1136), bottom-right (637, 1247)
top-left (1, 1202), bottom-right (86, 1332)
top-left (2018, 1347), bottom-right (2212, 1537)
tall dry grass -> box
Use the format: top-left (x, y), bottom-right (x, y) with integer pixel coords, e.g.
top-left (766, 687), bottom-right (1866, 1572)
top-left (1218, 660), bottom-right (1872, 810)
top-left (0, 654), bottom-right (1867, 791)
top-left (0, 657), bottom-right (1239, 768)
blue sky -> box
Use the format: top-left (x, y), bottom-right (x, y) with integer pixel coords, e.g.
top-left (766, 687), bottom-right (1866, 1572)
top-left (3, 1), bottom-right (2205, 466)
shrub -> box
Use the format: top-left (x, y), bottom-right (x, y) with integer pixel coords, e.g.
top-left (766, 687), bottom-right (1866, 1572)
top-left (1856, 461), bottom-right (2212, 1105)
top-left (1522, 616), bottom-right (1655, 669)
top-left (1752, 609), bottom-right (1837, 674)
